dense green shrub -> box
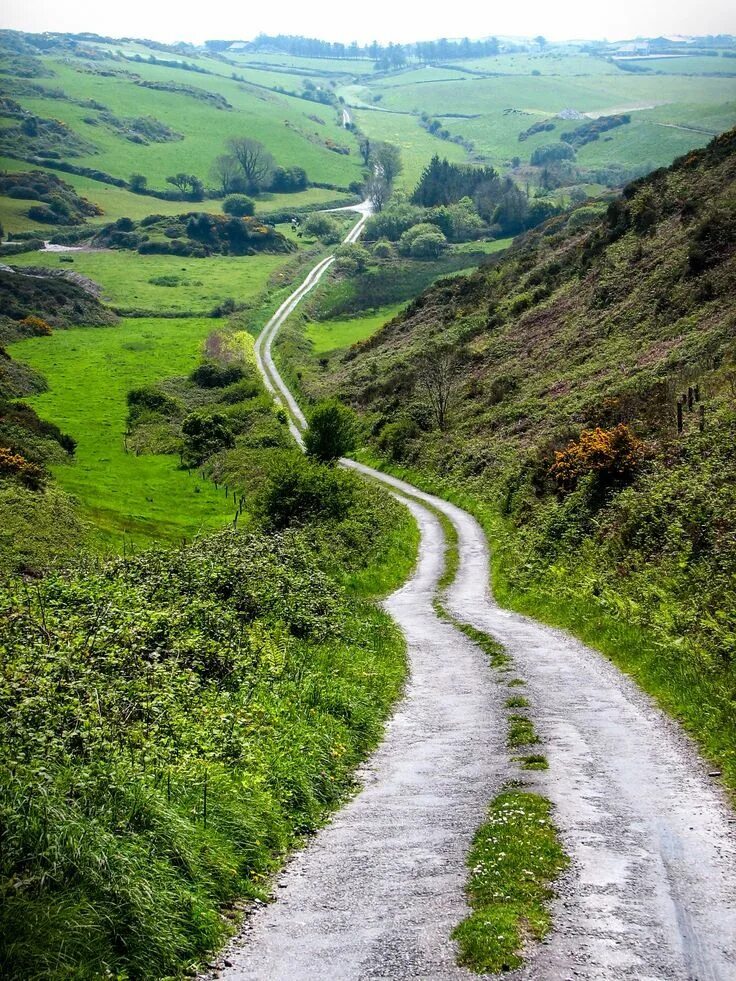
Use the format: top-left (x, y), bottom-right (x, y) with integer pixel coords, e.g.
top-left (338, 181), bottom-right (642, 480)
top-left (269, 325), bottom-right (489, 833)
top-left (190, 361), bottom-right (246, 388)
top-left (398, 223), bottom-right (447, 258)
top-left (304, 213), bottom-right (342, 244)
top-left (304, 400), bottom-right (358, 462)
top-left (126, 386), bottom-right (182, 423)
top-left (182, 411), bottom-right (235, 464)
top-left (255, 453), bottom-right (356, 528)
top-left (0, 523), bottom-right (406, 978)
top-left (530, 143), bottom-right (576, 166)
top-left (222, 194), bottom-right (255, 217)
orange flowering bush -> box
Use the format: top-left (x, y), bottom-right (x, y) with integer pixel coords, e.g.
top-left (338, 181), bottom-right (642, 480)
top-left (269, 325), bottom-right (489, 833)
top-left (0, 447), bottom-right (46, 490)
top-left (550, 424), bottom-right (644, 491)
top-left (19, 315), bottom-right (53, 336)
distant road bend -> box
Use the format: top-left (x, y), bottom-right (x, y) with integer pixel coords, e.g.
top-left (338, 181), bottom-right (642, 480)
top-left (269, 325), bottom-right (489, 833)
top-left (222, 208), bottom-right (736, 981)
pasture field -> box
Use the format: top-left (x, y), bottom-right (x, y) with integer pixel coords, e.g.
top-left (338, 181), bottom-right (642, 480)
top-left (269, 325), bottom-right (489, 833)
top-left (305, 303), bottom-right (406, 354)
top-left (0, 154), bottom-right (353, 233)
top-left (618, 55), bottom-right (736, 75)
top-left (6, 55), bottom-right (362, 189)
top-left (357, 61), bottom-right (736, 173)
top-left (11, 248), bottom-right (295, 313)
top-left (7, 316), bottom-right (234, 548)
top-left (350, 108), bottom-right (470, 190)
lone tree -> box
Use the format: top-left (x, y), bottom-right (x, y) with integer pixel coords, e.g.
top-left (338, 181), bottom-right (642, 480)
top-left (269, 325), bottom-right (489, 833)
top-left (210, 154), bottom-right (246, 195)
top-left (222, 194), bottom-right (255, 217)
top-left (358, 137), bottom-right (372, 167)
top-left (373, 142), bottom-right (403, 185)
top-left (416, 346), bottom-right (461, 431)
top-left (227, 137), bottom-right (275, 192)
top-left (166, 173), bottom-right (204, 200)
top-left (304, 400), bottom-right (358, 463)
top-left (365, 174), bottom-right (390, 212)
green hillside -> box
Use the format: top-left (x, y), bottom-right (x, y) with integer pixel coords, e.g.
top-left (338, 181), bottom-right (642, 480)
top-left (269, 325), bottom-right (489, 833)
top-left (302, 128), bottom-right (736, 784)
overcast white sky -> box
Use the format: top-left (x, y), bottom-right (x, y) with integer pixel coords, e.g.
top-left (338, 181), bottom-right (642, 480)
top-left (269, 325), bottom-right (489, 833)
top-left (2, 0), bottom-right (735, 46)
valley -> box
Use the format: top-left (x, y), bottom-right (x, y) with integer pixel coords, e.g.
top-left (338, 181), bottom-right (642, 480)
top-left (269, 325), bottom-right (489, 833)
top-left (1, 24), bottom-right (736, 981)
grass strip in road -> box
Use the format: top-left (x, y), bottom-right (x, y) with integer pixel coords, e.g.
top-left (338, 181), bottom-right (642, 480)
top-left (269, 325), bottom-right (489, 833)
top-left (515, 754), bottom-right (549, 771)
top-left (453, 788), bottom-right (569, 974)
top-left (508, 714), bottom-right (541, 748)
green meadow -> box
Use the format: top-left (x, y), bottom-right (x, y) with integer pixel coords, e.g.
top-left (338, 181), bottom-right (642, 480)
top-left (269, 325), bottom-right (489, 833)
top-left (12, 55), bottom-right (362, 189)
top-left (11, 248), bottom-right (295, 313)
top-left (349, 108), bottom-right (469, 190)
top-left (8, 317), bottom-right (234, 548)
top-left (0, 154), bottom-right (352, 233)
top-left (305, 303), bottom-right (405, 354)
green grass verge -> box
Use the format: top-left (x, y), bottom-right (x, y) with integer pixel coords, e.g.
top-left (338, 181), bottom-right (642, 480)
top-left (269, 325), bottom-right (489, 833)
top-left (305, 303), bottom-right (405, 354)
top-left (341, 501), bottom-right (419, 600)
top-left (452, 789), bottom-right (568, 975)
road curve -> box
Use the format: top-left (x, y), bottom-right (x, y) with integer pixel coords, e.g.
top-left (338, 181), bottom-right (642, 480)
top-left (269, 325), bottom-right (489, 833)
top-left (217, 496), bottom-right (507, 979)
top-left (222, 212), bottom-right (736, 981)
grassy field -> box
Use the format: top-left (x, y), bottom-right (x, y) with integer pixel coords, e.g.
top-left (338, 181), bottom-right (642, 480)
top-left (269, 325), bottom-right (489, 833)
top-left (349, 108), bottom-right (469, 190)
top-left (9, 55), bottom-right (362, 190)
top-left (305, 303), bottom-right (405, 354)
top-left (11, 248), bottom-right (296, 313)
top-left (0, 154), bottom-right (353, 233)
top-left (8, 317), bottom-right (234, 548)
top-left (357, 60), bottom-right (736, 173)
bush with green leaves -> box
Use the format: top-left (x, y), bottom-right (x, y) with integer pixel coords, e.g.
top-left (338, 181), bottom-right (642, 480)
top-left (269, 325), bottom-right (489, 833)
top-left (365, 202), bottom-right (425, 242)
top-left (372, 239), bottom-right (393, 259)
top-left (304, 400), bottom-right (358, 462)
top-left (335, 243), bottom-right (371, 273)
top-left (428, 197), bottom-right (485, 242)
top-left (222, 194), bottom-right (255, 217)
top-left (254, 452), bottom-right (356, 529)
top-left (0, 520), bottom-right (407, 978)
top-left (126, 386), bottom-right (182, 425)
top-left (182, 410), bottom-right (235, 464)
top-left (304, 213), bottom-right (342, 244)
top-left (398, 223), bottom-right (447, 258)
top-left (190, 361), bottom-right (246, 388)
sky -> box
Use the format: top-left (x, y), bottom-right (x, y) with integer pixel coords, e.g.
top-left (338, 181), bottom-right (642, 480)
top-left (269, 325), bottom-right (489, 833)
top-left (2, 0), bottom-right (735, 46)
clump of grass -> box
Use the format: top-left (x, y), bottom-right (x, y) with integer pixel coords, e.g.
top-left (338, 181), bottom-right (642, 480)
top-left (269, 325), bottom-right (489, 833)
top-left (505, 695), bottom-right (529, 708)
top-left (455, 621), bottom-right (509, 668)
top-left (507, 714), bottom-right (540, 748)
top-left (452, 788), bottom-right (568, 974)
top-left (516, 754), bottom-right (549, 770)
top-left (508, 677), bottom-right (526, 687)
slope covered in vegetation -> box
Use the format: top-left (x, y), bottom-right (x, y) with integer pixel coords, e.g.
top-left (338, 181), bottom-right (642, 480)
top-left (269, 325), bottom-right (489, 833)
top-left (0, 482), bottom-right (414, 978)
top-left (306, 128), bottom-right (736, 782)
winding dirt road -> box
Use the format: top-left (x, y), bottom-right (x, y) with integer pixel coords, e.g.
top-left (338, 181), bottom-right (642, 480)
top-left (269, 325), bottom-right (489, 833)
top-left (223, 212), bottom-right (736, 980)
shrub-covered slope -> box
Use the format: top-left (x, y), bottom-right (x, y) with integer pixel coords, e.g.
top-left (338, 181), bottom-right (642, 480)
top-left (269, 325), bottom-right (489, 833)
top-left (311, 128), bottom-right (736, 778)
top-left (0, 496), bottom-right (412, 979)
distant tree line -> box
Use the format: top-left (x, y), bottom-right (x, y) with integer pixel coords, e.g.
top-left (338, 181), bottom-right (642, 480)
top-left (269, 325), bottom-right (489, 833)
top-left (212, 34), bottom-right (501, 68)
